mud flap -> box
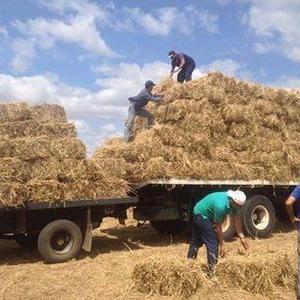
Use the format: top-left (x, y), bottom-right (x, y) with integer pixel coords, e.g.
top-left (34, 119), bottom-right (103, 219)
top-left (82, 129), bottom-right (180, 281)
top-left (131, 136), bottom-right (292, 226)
top-left (82, 207), bottom-right (92, 252)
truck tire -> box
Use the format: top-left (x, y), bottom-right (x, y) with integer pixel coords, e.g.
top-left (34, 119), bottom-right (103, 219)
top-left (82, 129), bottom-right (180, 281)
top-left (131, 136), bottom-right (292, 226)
top-left (242, 195), bottom-right (276, 238)
top-left (150, 220), bottom-right (188, 235)
top-left (38, 219), bottom-right (83, 263)
top-left (15, 233), bottom-right (38, 250)
top-left (222, 214), bottom-right (235, 241)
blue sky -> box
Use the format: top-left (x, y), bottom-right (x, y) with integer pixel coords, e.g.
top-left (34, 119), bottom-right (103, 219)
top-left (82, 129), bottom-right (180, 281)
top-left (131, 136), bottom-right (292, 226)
top-left (0, 0), bottom-right (299, 154)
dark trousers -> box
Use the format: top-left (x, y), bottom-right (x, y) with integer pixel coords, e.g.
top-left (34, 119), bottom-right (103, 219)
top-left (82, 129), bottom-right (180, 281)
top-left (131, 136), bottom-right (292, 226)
top-left (187, 214), bottom-right (219, 271)
top-left (124, 105), bottom-right (154, 142)
top-left (297, 229), bottom-right (300, 299)
top-left (177, 63), bottom-right (195, 83)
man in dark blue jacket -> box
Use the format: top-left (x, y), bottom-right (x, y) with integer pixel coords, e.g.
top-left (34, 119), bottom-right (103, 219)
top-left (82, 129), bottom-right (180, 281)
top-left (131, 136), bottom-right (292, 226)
top-left (124, 80), bottom-right (163, 142)
top-left (285, 185), bottom-right (300, 299)
top-left (168, 50), bottom-right (196, 83)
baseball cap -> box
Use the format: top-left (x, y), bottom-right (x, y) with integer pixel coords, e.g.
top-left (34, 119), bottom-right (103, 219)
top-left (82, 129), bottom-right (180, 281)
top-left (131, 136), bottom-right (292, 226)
top-left (227, 190), bottom-right (246, 206)
top-left (145, 80), bottom-right (156, 88)
top-left (168, 50), bottom-right (176, 58)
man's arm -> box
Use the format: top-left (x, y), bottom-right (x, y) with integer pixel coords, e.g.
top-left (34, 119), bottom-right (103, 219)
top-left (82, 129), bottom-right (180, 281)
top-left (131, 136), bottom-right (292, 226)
top-left (170, 59), bottom-right (176, 76)
top-left (177, 54), bottom-right (185, 69)
top-left (233, 215), bottom-right (249, 251)
top-left (146, 91), bottom-right (164, 102)
top-left (215, 222), bottom-right (225, 257)
top-left (285, 195), bottom-right (300, 224)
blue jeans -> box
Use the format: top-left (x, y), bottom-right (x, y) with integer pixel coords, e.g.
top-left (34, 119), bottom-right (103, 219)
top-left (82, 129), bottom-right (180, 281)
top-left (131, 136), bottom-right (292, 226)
top-left (187, 214), bottom-right (219, 271)
top-left (296, 229), bottom-right (300, 300)
top-left (124, 105), bottom-right (154, 142)
top-left (177, 63), bottom-right (195, 83)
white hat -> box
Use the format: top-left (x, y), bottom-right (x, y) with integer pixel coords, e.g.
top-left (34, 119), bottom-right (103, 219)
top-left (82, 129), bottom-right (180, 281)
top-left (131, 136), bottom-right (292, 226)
top-left (227, 190), bottom-right (246, 206)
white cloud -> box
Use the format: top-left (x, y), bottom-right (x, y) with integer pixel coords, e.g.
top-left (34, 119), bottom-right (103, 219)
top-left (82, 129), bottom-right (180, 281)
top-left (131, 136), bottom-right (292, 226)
top-left (71, 119), bottom-right (90, 133)
top-left (11, 0), bottom-right (117, 72)
top-left (202, 58), bottom-right (241, 76)
top-left (200, 58), bottom-right (252, 80)
top-left (270, 76), bottom-right (300, 89)
top-left (13, 15), bottom-right (116, 57)
top-left (0, 26), bottom-right (8, 37)
top-left (124, 6), bottom-right (219, 36)
top-left (38, 0), bottom-right (109, 22)
top-left (10, 39), bottom-right (36, 73)
top-left (244, 0), bottom-right (300, 63)
top-left (0, 61), bottom-right (175, 151)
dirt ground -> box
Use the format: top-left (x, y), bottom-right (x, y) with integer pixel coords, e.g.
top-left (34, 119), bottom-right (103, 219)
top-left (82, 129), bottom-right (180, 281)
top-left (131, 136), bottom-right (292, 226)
top-left (0, 214), bottom-right (297, 300)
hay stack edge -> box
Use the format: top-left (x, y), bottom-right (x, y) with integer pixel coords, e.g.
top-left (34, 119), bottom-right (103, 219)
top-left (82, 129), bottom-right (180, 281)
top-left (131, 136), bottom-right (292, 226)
top-left (93, 72), bottom-right (300, 183)
top-left (132, 254), bottom-right (295, 297)
top-left (0, 102), bottom-right (127, 207)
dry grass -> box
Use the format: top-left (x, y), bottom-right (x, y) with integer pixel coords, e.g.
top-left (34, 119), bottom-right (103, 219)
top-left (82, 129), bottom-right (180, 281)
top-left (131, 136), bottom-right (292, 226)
top-left (0, 219), bottom-right (297, 300)
top-left (92, 72), bottom-right (300, 191)
top-left (132, 253), bottom-right (295, 297)
top-left (0, 102), bottom-right (129, 206)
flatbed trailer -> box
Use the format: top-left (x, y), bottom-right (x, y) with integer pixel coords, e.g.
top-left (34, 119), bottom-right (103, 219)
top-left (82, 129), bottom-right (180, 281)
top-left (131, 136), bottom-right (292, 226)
top-left (132, 179), bottom-right (299, 240)
top-left (0, 197), bottom-right (137, 263)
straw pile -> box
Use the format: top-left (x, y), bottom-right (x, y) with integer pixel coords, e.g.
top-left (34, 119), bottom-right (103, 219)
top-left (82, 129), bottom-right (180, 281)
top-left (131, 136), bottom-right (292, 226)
top-left (93, 73), bottom-right (300, 185)
top-left (132, 258), bottom-right (211, 298)
top-left (132, 253), bottom-right (295, 297)
top-left (0, 102), bottom-right (128, 206)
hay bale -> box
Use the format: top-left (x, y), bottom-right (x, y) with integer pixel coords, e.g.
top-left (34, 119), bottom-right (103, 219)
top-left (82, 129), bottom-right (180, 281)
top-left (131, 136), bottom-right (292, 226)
top-left (0, 137), bottom-right (86, 160)
top-left (0, 158), bottom-right (29, 183)
top-left (92, 72), bottom-right (300, 185)
top-left (0, 183), bottom-right (29, 206)
top-left (31, 104), bottom-right (67, 123)
top-left (0, 102), bottom-right (32, 123)
top-left (30, 158), bottom-right (89, 182)
top-left (132, 258), bottom-right (210, 298)
top-left (132, 254), bottom-right (295, 297)
top-left (27, 180), bottom-right (63, 202)
top-left (217, 253), bottom-right (295, 294)
top-left (0, 121), bottom-right (76, 139)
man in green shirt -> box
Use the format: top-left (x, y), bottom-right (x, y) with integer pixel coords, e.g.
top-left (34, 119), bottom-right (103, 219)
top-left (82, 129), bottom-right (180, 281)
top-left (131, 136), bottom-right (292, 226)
top-left (187, 190), bottom-right (249, 274)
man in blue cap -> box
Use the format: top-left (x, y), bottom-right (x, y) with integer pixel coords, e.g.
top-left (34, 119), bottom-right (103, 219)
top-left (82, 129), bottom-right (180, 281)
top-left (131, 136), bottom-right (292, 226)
top-left (168, 50), bottom-right (196, 83)
top-left (285, 185), bottom-right (300, 299)
top-left (124, 80), bottom-right (163, 142)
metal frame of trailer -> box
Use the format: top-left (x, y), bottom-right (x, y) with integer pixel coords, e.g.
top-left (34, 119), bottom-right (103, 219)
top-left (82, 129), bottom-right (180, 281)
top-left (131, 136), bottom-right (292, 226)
top-left (132, 179), bottom-right (299, 239)
top-left (0, 197), bottom-right (137, 263)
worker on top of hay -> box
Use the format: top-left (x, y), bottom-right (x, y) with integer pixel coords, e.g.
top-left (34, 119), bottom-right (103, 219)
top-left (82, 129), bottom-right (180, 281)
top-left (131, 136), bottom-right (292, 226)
top-left (168, 50), bottom-right (196, 83)
top-left (187, 190), bottom-right (249, 275)
top-left (285, 185), bottom-right (300, 299)
top-left (124, 80), bottom-right (163, 142)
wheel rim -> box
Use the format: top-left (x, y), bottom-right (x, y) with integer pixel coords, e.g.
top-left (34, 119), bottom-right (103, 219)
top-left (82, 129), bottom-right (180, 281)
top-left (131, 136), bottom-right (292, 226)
top-left (50, 230), bottom-right (74, 255)
top-left (251, 205), bottom-right (270, 230)
top-left (222, 215), bottom-right (231, 233)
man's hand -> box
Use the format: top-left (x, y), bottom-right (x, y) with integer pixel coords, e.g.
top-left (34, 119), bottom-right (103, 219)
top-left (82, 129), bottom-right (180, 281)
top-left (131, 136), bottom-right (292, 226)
top-left (220, 245), bottom-right (226, 258)
top-left (291, 216), bottom-right (300, 224)
top-left (240, 237), bottom-right (250, 251)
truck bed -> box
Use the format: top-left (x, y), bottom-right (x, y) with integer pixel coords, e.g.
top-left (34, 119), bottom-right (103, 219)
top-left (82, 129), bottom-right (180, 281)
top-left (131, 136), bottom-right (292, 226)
top-left (0, 197), bottom-right (138, 211)
top-left (134, 179), bottom-right (300, 189)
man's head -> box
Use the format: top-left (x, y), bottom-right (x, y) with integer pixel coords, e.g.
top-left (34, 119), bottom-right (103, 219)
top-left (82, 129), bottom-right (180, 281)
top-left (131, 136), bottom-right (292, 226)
top-left (168, 50), bottom-right (176, 59)
top-left (145, 80), bottom-right (156, 91)
top-left (227, 190), bottom-right (246, 208)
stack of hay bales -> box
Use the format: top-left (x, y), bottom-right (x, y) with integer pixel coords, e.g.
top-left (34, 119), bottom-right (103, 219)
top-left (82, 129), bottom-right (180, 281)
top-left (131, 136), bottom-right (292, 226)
top-left (0, 102), bottom-right (128, 207)
top-left (92, 72), bottom-right (300, 185)
top-left (132, 254), bottom-right (295, 297)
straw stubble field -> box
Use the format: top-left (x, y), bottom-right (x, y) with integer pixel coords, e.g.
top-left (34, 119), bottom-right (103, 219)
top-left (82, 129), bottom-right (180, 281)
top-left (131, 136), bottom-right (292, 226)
top-left (0, 216), bottom-right (297, 300)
